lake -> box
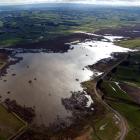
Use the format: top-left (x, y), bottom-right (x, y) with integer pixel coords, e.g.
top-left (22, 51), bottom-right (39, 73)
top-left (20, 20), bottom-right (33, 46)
top-left (0, 34), bottom-right (129, 127)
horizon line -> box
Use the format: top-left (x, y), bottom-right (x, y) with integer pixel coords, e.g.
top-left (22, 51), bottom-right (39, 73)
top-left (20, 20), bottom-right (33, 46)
top-left (0, 2), bottom-right (140, 7)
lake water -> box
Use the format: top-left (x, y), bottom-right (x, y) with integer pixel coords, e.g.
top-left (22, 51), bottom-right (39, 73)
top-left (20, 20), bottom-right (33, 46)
top-left (0, 35), bottom-right (130, 127)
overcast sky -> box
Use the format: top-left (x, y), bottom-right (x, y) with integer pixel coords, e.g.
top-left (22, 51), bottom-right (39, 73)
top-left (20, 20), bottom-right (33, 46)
top-left (0, 0), bottom-right (140, 6)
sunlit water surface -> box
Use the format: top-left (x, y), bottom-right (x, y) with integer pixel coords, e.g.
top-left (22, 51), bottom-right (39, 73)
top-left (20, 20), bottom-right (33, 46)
top-left (0, 36), bottom-right (129, 126)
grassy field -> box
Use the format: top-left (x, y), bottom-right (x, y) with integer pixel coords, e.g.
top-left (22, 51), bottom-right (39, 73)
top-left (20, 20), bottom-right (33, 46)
top-left (81, 80), bottom-right (120, 140)
top-left (0, 104), bottom-right (26, 140)
top-left (72, 110), bottom-right (119, 140)
top-left (114, 53), bottom-right (140, 86)
top-left (116, 38), bottom-right (140, 49)
top-left (100, 80), bottom-right (140, 140)
top-left (0, 38), bottom-right (22, 47)
top-left (111, 52), bottom-right (140, 140)
top-left (0, 55), bottom-right (27, 140)
top-left (92, 112), bottom-right (119, 140)
top-left (99, 52), bottom-right (140, 140)
top-left (98, 51), bottom-right (140, 140)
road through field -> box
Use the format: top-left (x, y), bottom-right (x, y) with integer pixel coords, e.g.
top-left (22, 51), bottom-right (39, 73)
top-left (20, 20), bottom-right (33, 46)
top-left (92, 54), bottom-right (129, 140)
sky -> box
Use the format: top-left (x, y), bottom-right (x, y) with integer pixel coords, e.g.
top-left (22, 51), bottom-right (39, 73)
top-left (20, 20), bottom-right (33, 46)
top-left (0, 0), bottom-right (140, 6)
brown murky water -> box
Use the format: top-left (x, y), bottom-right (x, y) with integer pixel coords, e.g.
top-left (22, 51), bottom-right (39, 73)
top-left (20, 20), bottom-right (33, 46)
top-left (0, 36), bottom-right (129, 126)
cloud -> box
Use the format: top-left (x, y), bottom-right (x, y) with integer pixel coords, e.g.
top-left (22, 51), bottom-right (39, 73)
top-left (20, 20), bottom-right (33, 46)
top-left (0, 0), bottom-right (140, 6)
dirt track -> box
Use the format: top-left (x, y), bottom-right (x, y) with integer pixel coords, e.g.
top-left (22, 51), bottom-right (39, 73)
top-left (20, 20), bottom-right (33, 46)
top-left (92, 54), bottom-right (129, 140)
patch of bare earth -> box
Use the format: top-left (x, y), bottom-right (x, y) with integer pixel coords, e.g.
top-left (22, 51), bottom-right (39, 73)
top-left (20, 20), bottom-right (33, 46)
top-left (74, 126), bottom-right (93, 140)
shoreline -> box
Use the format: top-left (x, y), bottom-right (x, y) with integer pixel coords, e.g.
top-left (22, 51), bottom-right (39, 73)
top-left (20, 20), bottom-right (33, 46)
top-left (0, 51), bottom-right (28, 140)
top-left (0, 29), bottom-right (137, 138)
